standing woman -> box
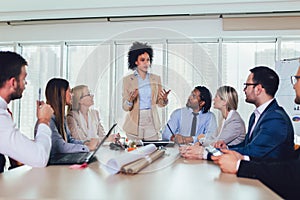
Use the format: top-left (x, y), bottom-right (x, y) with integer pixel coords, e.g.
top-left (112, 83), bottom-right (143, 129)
top-left (67, 85), bottom-right (106, 140)
top-left (122, 42), bottom-right (170, 141)
top-left (45, 78), bottom-right (98, 156)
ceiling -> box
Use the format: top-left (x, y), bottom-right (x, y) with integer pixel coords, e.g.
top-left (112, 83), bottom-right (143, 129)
top-left (1, 0), bottom-right (300, 22)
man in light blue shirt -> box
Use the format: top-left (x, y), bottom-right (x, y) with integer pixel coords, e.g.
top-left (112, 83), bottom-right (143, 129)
top-left (162, 86), bottom-right (217, 144)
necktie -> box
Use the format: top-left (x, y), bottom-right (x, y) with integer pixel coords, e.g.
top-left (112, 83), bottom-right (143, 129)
top-left (191, 112), bottom-right (199, 136)
top-left (248, 109), bottom-right (260, 141)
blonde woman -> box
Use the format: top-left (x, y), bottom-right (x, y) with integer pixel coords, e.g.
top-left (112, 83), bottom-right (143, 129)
top-left (67, 85), bottom-right (106, 141)
top-left (202, 85), bottom-right (246, 146)
top-left (180, 86), bottom-right (246, 159)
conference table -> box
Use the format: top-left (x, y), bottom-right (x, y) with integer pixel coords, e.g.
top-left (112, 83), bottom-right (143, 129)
top-left (0, 145), bottom-right (280, 199)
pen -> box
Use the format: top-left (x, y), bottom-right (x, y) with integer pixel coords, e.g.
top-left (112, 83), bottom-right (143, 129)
top-left (38, 88), bottom-right (41, 105)
top-left (166, 123), bottom-right (180, 146)
top-left (166, 123), bottom-right (175, 137)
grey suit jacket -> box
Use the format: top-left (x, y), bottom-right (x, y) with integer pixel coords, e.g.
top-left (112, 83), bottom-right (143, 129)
top-left (50, 115), bottom-right (89, 156)
top-left (203, 110), bottom-right (246, 146)
top-left (218, 110), bottom-right (246, 146)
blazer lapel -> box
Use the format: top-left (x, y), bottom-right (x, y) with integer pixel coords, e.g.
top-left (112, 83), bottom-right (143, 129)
top-left (149, 74), bottom-right (156, 100)
top-left (129, 74), bottom-right (138, 92)
top-left (245, 112), bottom-right (255, 144)
top-left (248, 99), bottom-right (277, 142)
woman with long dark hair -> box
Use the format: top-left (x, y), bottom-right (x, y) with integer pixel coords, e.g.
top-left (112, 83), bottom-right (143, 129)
top-left (45, 78), bottom-right (98, 155)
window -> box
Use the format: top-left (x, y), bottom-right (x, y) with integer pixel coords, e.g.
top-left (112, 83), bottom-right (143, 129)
top-left (281, 40), bottom-right (300, 59)
top-left (222, 42), bottom-right (276, 124)
top-left (67, 43), bottom-right (112, 131)
top-left (7, 38), bottom-right (297, 139)
top-left (167, 42), bottom-right (219, 120)
top-left (0, 46), bottom-right (13, 51)
top-left (18, 44), bottom-right (61, 139)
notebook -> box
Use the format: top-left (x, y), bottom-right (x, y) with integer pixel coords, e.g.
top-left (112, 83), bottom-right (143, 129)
top-left (48, 123), bottom-right (117, 165)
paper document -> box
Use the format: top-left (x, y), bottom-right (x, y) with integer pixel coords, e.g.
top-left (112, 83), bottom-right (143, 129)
top-left (105, 144), bottom-right (157, 174)
top-left (121, 149), bottom-right (165, 174)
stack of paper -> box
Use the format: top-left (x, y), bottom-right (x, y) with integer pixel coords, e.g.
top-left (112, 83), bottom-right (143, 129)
top-left (121, 149), bottom-right (165, 174)
top-left (105, 144), bottom-right (158, 174)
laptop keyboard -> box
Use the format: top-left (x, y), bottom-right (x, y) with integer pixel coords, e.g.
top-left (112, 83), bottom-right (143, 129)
top-left (49, 152), bottom-right (91, 165)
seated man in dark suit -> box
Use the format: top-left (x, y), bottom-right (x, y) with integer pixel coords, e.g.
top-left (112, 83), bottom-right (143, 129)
top-left (214, 66), bottom-right (294, 160)
top-left (181, 66), bottom-right (294, 161)
top-left (211, 66), bottom-right (300, 199)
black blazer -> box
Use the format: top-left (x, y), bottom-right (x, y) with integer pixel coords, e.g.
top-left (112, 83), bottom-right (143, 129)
top-left (237, 156), bottom-right (300, 199)
top-left (0, 154), bottom-right (5, 173)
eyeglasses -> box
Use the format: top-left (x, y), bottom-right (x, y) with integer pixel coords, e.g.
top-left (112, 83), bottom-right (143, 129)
top-left (291, 76), bottom-right (300, 85)
top-left (80, 91), bottom-right (93, 99)
top-left (243, 83), bottom-right (259, 90)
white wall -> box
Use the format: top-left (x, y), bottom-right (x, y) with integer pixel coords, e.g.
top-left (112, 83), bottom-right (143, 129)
top-left (1, 18), bottom-right (300, 43)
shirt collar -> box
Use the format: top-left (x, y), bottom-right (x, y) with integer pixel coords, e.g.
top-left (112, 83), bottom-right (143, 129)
top-left (225, 110), bottom-right (234, 121)
top-left (0, 96), bottom-right (8, 110)
top-left (256, 98), bottom-right (274, 115)
top-left (134, 70), bottom-right (149, 78)
top-left (186, 107), bottom-right (203, 115)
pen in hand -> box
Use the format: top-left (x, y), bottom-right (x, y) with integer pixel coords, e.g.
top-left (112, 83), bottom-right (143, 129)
top-left (167, 123), bottom-right (174, 136)
top-left (167, 123), bottom-right (180, 146)
top-left (38, 88), bottom-right (42, 105)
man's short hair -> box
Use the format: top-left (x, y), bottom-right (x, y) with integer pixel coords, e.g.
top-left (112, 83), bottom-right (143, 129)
top-left (0, 51), bottom-right (27, 88)
top-left (250, 66), bottom-right (279, 97)
top-left (195, 86), bottom-right (212, 113)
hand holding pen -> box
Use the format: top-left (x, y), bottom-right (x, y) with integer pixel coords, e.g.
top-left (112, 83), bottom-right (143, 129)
top-left (38, 87), bottom-right (42, 106)
top-left (36, 87), bottom-right (53, 126)
top-left (167, 123), bottom-right (193, 145)
top-left (167, 123), bottom-right (181, 146)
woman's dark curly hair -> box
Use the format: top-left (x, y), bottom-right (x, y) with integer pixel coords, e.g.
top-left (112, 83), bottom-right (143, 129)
top-left (128, 41), bottom-right (153, 70)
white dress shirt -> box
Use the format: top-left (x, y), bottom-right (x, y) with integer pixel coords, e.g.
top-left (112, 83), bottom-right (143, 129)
top-left (79, 111), bottom-right (97, 138)
top-left (0, 96), bottom-right (52, 167)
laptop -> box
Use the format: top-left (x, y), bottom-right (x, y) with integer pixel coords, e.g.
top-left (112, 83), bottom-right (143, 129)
top-left (142, 139), bottom-right (175, 147)
top-left (48, 123), bottom-right (117, 165)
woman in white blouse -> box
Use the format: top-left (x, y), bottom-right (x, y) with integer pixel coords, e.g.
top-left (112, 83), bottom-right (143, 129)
top-left (67, 85), bottom-right (106, 140)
